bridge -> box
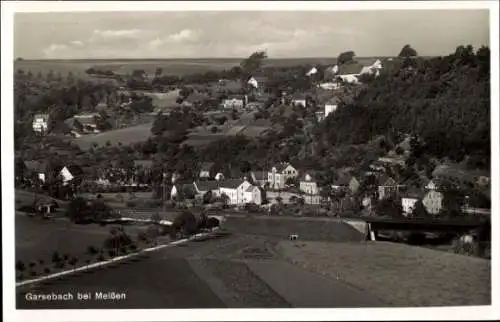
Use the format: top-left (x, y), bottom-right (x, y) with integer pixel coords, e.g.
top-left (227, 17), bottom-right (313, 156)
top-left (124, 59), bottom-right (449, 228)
top-left (343, 215), bottom-right (489, 241)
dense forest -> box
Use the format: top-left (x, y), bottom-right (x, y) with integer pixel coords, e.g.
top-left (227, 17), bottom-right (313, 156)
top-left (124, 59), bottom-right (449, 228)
top-left (318, 45), bottom-right (490, 168)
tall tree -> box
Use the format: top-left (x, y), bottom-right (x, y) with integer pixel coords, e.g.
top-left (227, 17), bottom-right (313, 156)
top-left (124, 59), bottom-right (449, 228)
top-left (240, 51), bottom-right (267, 76)
top-left (337, 51), bottom-right (356, 65)
top-left (398, 44), bottom-right (418, 57)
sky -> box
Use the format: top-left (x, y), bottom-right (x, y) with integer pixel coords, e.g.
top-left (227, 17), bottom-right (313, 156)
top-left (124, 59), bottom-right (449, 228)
top-left (14, 10), bottom-right (490, 59)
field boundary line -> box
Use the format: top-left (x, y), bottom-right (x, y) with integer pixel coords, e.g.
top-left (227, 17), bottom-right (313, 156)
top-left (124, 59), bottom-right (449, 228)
top-left (15, 229), bottom-right (219, 288)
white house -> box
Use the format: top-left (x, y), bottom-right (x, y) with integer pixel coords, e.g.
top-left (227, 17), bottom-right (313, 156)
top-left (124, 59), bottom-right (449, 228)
top-left (401, 188), bottom-right (423, 215)
top-left (318, 82), bottom-right (340, 90)
top-left (32, 114), bottom-right (50, 134)
top-left (244, 185), bottom-right (265, 205)
top-left (359, 59), bottom-right (383, 77)
top-left (59, 166), bottom-right (75, 185)
top-left (268, 163), bottom-right (298, 190)
top-left (299, 172), bottom-right (320, 195)
top-left (425, 179), bottom-right (439, 190)
top-left (422, 190), bottom-right (444, 215)
top-left (222, 96), bottom-right (247, 110)
top-left (324, 98), bottom-right (339, 118)
top-left (306, 67), bottom-right (318, 76)
top-left (290, 93), bottom-right (307, 107)
top-left (219, 179), bottom-right (252, 205)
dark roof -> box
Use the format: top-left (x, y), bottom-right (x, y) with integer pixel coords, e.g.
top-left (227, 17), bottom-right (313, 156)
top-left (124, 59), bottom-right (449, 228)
top-left (134, 160), bottom-right (153, 168)
top-left (337, 63), bottom-right (364, 75)
top-left (291, 92), bottom-right (307, 100)
top-left (65, 164), bottom-right (84, 176)
top-left (195, 180), bottom-right (220, 191)
top-left (272, 163), bottom-right (294, 173)
top-left (378, 174), bottom-right (396, 186)
top-left (246, 186), bottom-right (259, 192)
top-left (219, 179), bottom-right (246, 189)
top-left (334, 174), bottom-right (353, 186)
top-left (24, 160), bottom-right (48, 172)
top-left (251, 171), bottom-right (267, 181)
top-left (401, 187), bottom-right (424, 199)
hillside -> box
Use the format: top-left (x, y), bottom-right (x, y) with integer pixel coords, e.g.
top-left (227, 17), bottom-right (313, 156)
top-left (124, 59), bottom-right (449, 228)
top-left (318, 46), bottom-right (490, 168)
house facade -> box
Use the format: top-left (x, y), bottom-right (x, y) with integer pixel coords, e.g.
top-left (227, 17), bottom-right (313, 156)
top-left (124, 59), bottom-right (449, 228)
top-left (268, 163), bottom-right (298, 190)
top-left (222, 96), bottom-right (246, 110)
top-left (299, 172), bottom-right (320, 195)
top-left (422, 190), bottom-right (444, 215)
top-left (324, 101), bottom-right (338, 118)
top-left (401, 188), bottom-right (423, 215)
top-left (378, 176), bottom-right (403, 200)
top-left (32, 114), bottom-right (50, 134)
top-left (244, 185), bottom-right (265, 205)
top-left (219, 179), bottom-right (252, 205)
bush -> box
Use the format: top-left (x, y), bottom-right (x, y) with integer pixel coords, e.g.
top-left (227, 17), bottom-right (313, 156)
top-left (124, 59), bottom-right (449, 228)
top-left (126, 201), bottom-right (137, 207)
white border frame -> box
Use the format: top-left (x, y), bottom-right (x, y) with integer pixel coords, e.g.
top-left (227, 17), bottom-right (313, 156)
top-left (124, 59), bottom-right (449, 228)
top-left (2, 1), bottom-right (499, 321)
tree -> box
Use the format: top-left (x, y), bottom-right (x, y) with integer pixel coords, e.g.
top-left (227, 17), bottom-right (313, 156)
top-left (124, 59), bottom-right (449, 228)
top-left (398, 44), bottom-right (418, 57)
top-left (52, 251), bottom-right (61, 266)
top-left (210, 126), bottom-right (218, 133)
top-left (374, 197), bottom-right (403, 218)
top-left (411, 199), bottom-right (429, 218)
top-left (69, 256), bottom-right (78, 270)
top-left (150, 212), bottom-right (161, 223)
top-left (172, 210), bottom-right (198, 237)
top-left (155, 67), bottom-right (163, 78)
top-left (337, 51), bottom-right (355, 65)
top-left (240, 51), bottom-right (267, 76)
top-left (16, 260), bottom-right (26, 279)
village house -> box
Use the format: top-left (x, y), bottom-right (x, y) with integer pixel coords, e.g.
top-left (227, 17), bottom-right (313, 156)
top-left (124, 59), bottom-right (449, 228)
top-left (318, 82), bottom-right (341, 91)
top-left (245, 101), bottom-right (264, 111)
top-left (299, 171), bottom-right (320, 195)
top-left (290, 93), bottom-right (308, 107)
top-left (359, 59), bottom-right (383, 77)
top-left (219, 179), bottom-right (252, 205)
top-left (324, 97), bottom-right (339, 118)
top-left (199, 162), bottom-right (216, 180)
top-left (247, 76), bottom-right (269, 92)
top-left (422, 189), bottom-right (444, 215)
top-left (72, 113), bottom-right (102, 134)
top-left (268, 163), bottom-right (298, 190)
top-left (334, 63), bottom-right (365, 84)
top-left (58, 164), bottom-right (84, 185)
top-left (32, 113), bottom-right (51, 134)
top-left (425, 179), bottom-right (440, 191)
top-left (24, 160), bottom-right (49, 183)
top-left (244, 185), bottom-right (266, 205)
top-left (250, 171), bottom-right (268, 187)
top-left (222, 95), bottom-right (247, 110)
top-left (332, 173), bottom-right (360, 195)
top-left (401, 187), bottom-right (424, 216)
top-left (377, 175), bottom-right (403, 200)
top-left (170, 181), bottom-right (196, 201)
top-left (193, 180), bottom-right (221, 199)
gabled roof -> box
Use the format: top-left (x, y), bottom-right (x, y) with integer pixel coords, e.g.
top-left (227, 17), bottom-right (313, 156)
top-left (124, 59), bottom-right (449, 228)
top-left (245, 185), bottom-right (259, 192)
top-left (337, 63), bottom-right (365, 76)
top-left (271, 163), bottom-right (294, 173)
top-left (251, 171), bottom-right (267, 181)
top-left (195, 180), bottom-right (220, 192)
top-left (24, 160), bottom-right (48, 173)
top-left (401, 187), bottom-right (424, 199)
top-left (334, 173), bottom-right (355, 186)
top-left (33, 113), bottom-right (50, 120)
top-left (219, 179), bottom-right (246, 189)
top-left (378, 174), bottom-right (397, 186)
top-left (290, 92), bottom-right (307, 100)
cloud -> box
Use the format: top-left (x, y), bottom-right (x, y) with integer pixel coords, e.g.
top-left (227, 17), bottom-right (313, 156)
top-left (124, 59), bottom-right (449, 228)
top-left (93, 29), bottom-right (143, 38)
top-left (147, 29), bottom-right (199, 49)
top-left (43, 44), bottom-right (68, 58)
top-left (70, 40), bottom-right (84, 46)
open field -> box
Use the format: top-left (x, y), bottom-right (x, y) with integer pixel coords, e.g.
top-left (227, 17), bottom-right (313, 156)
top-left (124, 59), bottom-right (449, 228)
top-left (71, 122), bottom-right (153, 150)
top-left (15, 214), bottom-right (147, 265)
top-left (223, 216), bottom-right (364, 242)
top-left (15, 189), bottom-right (68, 208)
top-left (15, 57), bottom-right (388, 78)
top-left (276, 240), bottom-right (491, 306)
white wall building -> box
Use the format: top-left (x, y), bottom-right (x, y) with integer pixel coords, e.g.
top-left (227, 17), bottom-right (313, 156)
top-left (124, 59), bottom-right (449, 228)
top-left (32, 114), bottom-right (50, 134)
top-left (219, 179), bottom-right (252, 205)
top-left (268, 163), bottom-right (298, 190)
top-left (299, 172), bottom-right (320, 195)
